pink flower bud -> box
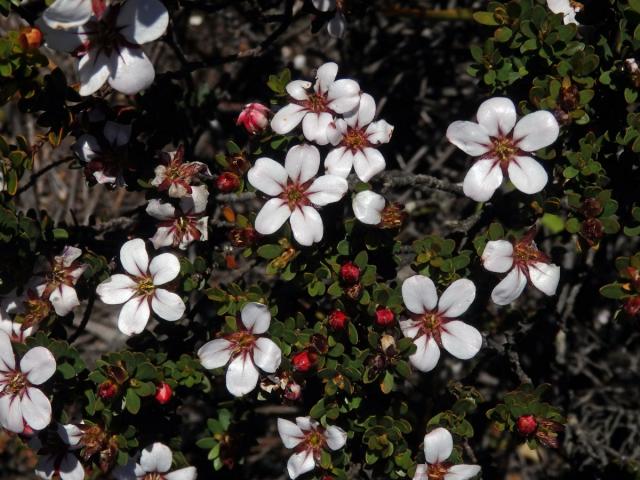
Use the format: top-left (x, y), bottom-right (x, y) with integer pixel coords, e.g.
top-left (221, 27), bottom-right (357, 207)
top-left (517, 415), bottom-right (538, 436)
top-left (237, 103), bottom-right (270, 135)
top-left (339, 262), bottom-right (360, 284)
top-left (155, 382), bottom-right (173, 404)
top-left (328, 310), bottom-right (348, 330)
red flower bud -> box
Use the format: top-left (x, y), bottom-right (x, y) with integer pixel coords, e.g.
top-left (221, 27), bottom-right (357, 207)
top-left (340, 262), bottom-right (360, 284)
top-left (375, 307), bottom-right (395, 327)
top-left (98, 380), bottom-right (118, 400)
top-left (216, 172), bottom-right (240, 193)
top-left (292, 351), bottom-right (315, 372)
top-left (328, 310), bottom-right (348, 330)
top-left (624, 296), bottom-right (640, 317)
top-left (18, 27), bottom-right (43, 51)
top-left (154, 382), bottom-right (172, 405)
top-left (517, 415), bottom-right (538, 436)
top-left (237, 103), bottom-right (270, 135)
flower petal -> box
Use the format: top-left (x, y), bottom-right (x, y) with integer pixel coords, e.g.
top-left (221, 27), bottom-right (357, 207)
top-left (149, 253), bottom-right (181, 286)
top-left (96, 274), bottom-right (137, 305)
top-left (287, 451), bottom-right (316, 480)
top-left (254, 198), bottom-right (291, 235)
top-left (226, 354), bottom-right (259, 397)
top-left (21, 347), bottom-right (56, 385)
top-left (38, 19), bottom-right (86, 52)
top-left (0, 331), bottom-right (15, 370)
top-left (302, 112), bottom-right (333, 145)
top-left (165, 467), bottom-right (198, 480)
top-left (78, 50), bottom-right (110, 96)
top-left (104, 121), bottom-right (132, 147)
top-left (402, 275), bottom-right (438, 314)
top-left (412, 464), bottom-right (428, 480)
top-left (438, 279), bottom-right (476, 318)
top-left (151, 289), bottom-right (185, 321)
top-left (325, 425), bottom-right (347, 450)
top-left (446, 121), bottom-right (491, 156)
top-left (491, 267), bottom-right (527, 305)
top-left (327, 79), bottom-right (361, 113)
top-left (286, 80), bottom-right (311, 100)
top-left (324, 147), bottom-right (354, 178)
top-left (277, 418), bottom-right (305, 448)
top-left (42, 0), bottom-right (92, 29)
top-left (481, 240), bottom-right (514, 273)
top-left (108, 47), bottom-right (156, 95)
top-left (284, 144), bottom-right (320, 184)
top-left (463, 158), bottom-right (503, 202)
top-left (306, 175), bottom-right (348, 206)
top-left (0, 394), bottom-right (24, 432)
top-left (409, 335), bottom-right (440, 372)
top-left (117, 0), bottom-right (169, 45)
top-left (253, 337), bottom-right (282, 373)
top-left (353, 190), bottom-right (385, 225)
top-left (59, 453), bottom-right (85, 480)
top-left (290, 206), bottom-right (324, 246)
top-left (49, 284), bottom-right (80, 316)
top-left (271, 104), bottom-right (307, 135)
top-left (58, 423), bottom-right (83, 446)
top-left (240, 302), bottom-right (271, 334)
top-left (507, 156), bottom-right (548, 194)
top-left (345, 93), bottom-right (376, 128)
top-left (315, 62), bottom-right (338, 93)
top-left (513, 111), bottom-right (559, 151)
top-left (120, 238), bottom-right (149, 277)
top-left (441, 321), bottom-right (482, 360)
top-left (528, 262), bottom-right (560, 296)
top-left (140, 442), bottom-right (173, 473)
top-left (117, 297), bottom-right (150, 336)
top-left (247, 157), bottom-right (287, 196)
top-left (365, 119), bottom-right (394, 145)
top-left (198, 339), bottom-right (233, 369)
top-left (147, 199), bottom-right (176, 220)
top-left (73, 134), bottom-right (101, 163)
top-left (445, 464), bottom-right (482, 480)
top-left (476, 97), bottom-right (517, 137)
top-left (423, 427), bottom-right (453, 464)
top-left (328, 11), bottom-right (347, 37)
top-left (21, 387), bottom-right (52, 431)
top-left (312, 0), bottom-right (336, 12)
top-left (353, 147), bottom-right (386, 182)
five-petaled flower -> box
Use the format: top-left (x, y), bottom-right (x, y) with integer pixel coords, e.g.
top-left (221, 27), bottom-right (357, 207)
top-left (74, 121), bottom-right (131, 185)
top-left (481, 231), bottom-right (560, 306)
top-left (247, 144), bottom-right (348, 246)
top-left (326, 93), bottom-right (394, 181)
top-left (96, 238), bottom-right (185, 336)
top-left (35, 423), bottom-right (85, 480)
top-left (38, 0), bottom-right (169, 96)
top-left (113, 442), bottom-right (197, 480)
top-left (277, 416), bottom-right (347, 480)
top-left (547, 0), bottom-right (581, 25)
top-left (271, 62), bottom-right (361, 145)
top-left (151, 146), bottom-right (212, 198)
top-left (34, 246), bottom-right (87, 317)
top-left (412, 427), bottom-right (481, 480)
top-left (198, 302), bottom-right (282, 397)
top-left (146, 185), bottom-right (209, 250)
top-left (0, 331), bottom-right (56, 433)
top-left (446, 97), bottom-right (559, 202)
top-left (400, 275), bottom-right (482, 372)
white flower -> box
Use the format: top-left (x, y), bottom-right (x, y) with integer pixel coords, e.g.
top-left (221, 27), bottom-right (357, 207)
top-left (247, 144), bottom-right (348, 246)
top-left (35, 424), bottom-right (85, 480)
top-left (277, 416), bottom-right (347, 479)
top-left (413, 428), bottom-right (481, 480)
top-left (198, 302), bottom-right (282, 397)
top-left (38, 0), bottom-right (169, 96)
top-left (311, 0), bottom-right (347, 38)
top-left (326, 93), bottom-right (394, 181)
top-left (113, 442), bottom-right (197, 480)
top-left (96, 238), bottom-right (185, 336)
top-left (271, 62), bottom-right (361, 145)
top-left (446, 97), bottom-right (559, 202)
top-left (0, 292), bottom-right (33, 342)
top-left (34, 246), bottom-right (87, 317)
top-left (399, 275), bottom-right (482, 372)
top-left (0, 331), bottom-right (56, 433)
top-left (74, 121), bottom-right (131, 185)
top-left (352, 190), bottom-right (385, 225)
top-left (547, 0), bottom-right (581, 25)
top-left (146, 185), bottom-right (209, 250)
top-left (482, 237), bottom-right (560, 306)
top-left (151, 146), bottom-right (211, 198)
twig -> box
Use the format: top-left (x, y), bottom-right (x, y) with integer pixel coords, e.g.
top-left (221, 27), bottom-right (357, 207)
top-left (15, 157), bottom-right (73, 197)
top-left (69, 293), bottom-right (95, 343)
top-left (380, 171), bottom-right (463, 195)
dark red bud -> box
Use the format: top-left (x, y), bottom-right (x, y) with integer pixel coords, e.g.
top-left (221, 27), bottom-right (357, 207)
top-left (154, 382), bottom-right (172, 405)
top-left (624, 296), bottom-right (640, 317)
top-left (375, 307), bottom-right (395, 327)
top-left (517, 415), bottom-right (538, 436)
top-left (339, 262), bottom-right (360, 284)
top-left (216, 172), bottom-right (240, 193)
top-left (292, 351), bottom-right (315, 372)
top-left (328, 310), bottom-right (348, 330)
top-left (98, 380), bottom-right (118, 400)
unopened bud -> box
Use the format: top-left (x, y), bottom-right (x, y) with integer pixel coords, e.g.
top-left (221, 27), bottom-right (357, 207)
top-left (375, 307), bottom-right (395, 327)
top-left (328, 310), bottom-right (348, 330)
top-left (380, 334), bottom-right (396, 355)
top-left (516, 415), bottom-right (538, 436)
top-left (237, 103), bottom-right (270, 135)
top-left (154, 382), bottom-right (172, 404)
top-left (339, 261), bottom-right (360, 284)
top-left (18, 27), bottom-right (42, 51)
top-left (98, 380), bottom-right (118, 400)
top-left (216, 172), bottom-right (241, 193)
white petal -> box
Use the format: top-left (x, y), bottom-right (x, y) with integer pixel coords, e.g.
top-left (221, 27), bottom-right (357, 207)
top-left (312, 0), bottom-right (335, 12)
top-left (476, 97), bottom-right (517, 137)
top-left (73, 134), bottom-right (101, 163)
top-left (315, 62), bottom-right (338, 93)
top-left (254, 198), bottom-right (291, 235)
top-left (58, 424), bottom-right (83, 446)
top-left (287, 451), bottom-right (316, 480)
top-left (247, 157), bottom-right (287, 196)
top-left (96, 274), bottom-right (137, 305)
top-left (120, 239), bottom-right (149, 277)
top-left (446, 121), bottom-right (491, 156)
top-left (547, 0), bottom-right (572, 14)
top-left (104, 121), bottom-right (132, 147)
top-left (42, 0), bottom-right (92, 29)
top-left (284, 144), bottom-right (320, 183)
top-left (438, 279), bottom-right (476, 318)
top-left (38, 19), bottom-right (86, 52)
top-left (345, 93), bottom-right (375, 128)
top-left (0, 394), bottom-right (24, 432)
top-left (412, 464), bottom-right (428, 480)
top-left (149, 253), bottom-right (180, 286)
top-left (58, 245), bottom-right (82, 266)
top-left (0, 331), bottom-right (15, 370)
top-left (59, 454), bottom-right (85, 480)
top-left (117, 297), bottom-right (150, 336)
top-left (409, 335), bottom-right (440, 373)
top-left (198, 339), bottom-right (233, 369)
top-left (253, 337), bottom-right (282, 373)
top-left (325, 425), bottom-right (347, 450)
top-left (21, 388), bottom-right (52, 430)
top-left (108, 47), bottom-right (156, 95)
top-left (147, 199), bottom-right (176, 220)
top-left (271, 104), bottom-right (307, 135)
top-left (491, 267), bottom-right (527, 305)
top-left (277, 418), bottom-right (305, 448)
top-left (151, 289), bottom-right (185, 321)
top-left (327, 12), bottom-right (347, 38)
top-left (445, 464), bottom-right (482, 480)
top-left (35, 454), bottom-right (56, 480)
top-left (399, 320), bottom-right (421, 339)
top-left (365, 119), bottom-right (394, 145)
top-left (226, 354), bottom-right (259, 397)
top-left (117, 0), bottom-right (169, 45)
top-left (324, 147), bottom-right (353, 178)
top-left (286, 80), bottom-right (311, 101)
top-left (513, 111), bottom-right (559, 151)
top-left (441, 321), bottom-right (482, 360)
top-left (78, 50), bottom-right (110, 96)
top-left (49, 284), bottom-right (79, 316)
top-left (402, 275), bottom-right (438, 314)
top-left (306, 175), bottom-right (348, 205)
top-left (140, 442), bottom-right (173, 473)
top-left (423, 428), bottom-right (453, 464)
top-left (528, 262), bottom-right (560, 296)
top-left (302, 112), bottom-right (333, 145)
top-left (463, 159), bottom-right (503, 202)
top-left (353, 190), bottom-right (385, 225)
top-left (327, 79), bottom-right (361, 113)
top-left (240, 302), bottom-right (271, 334)
top-left (507, 156), bottom-right (548, 194)
top-left (353, 147), bottom-right (386, 182)
top-left (21, 347), bottom-right (56, 385)
top-left (481, 240), bottom-right (514, 273)
top-left (290, 206), bottom-right (323, 246)
top-left (165, 467), bottom-right (197, 480)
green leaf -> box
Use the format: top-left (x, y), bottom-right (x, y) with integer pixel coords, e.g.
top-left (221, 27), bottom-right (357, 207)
top-left (125, 389), bottom-right (141, 414)
top-left (473, 11), bottom-right (498, 25)
top-left (599, 283), bottom-right (626, 299)
top-left (257, 244), bottom-right (283, 260)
